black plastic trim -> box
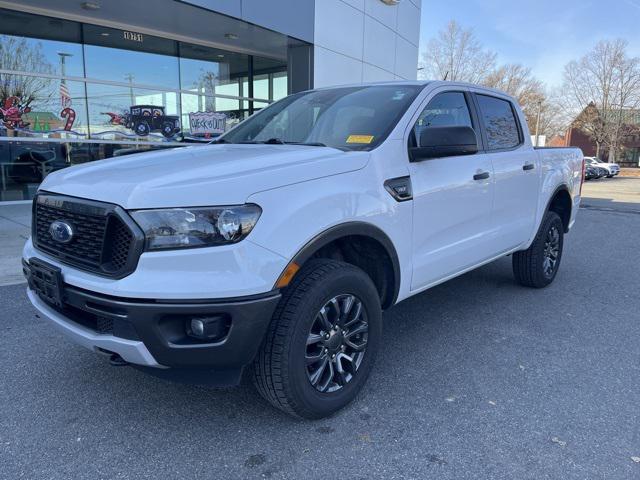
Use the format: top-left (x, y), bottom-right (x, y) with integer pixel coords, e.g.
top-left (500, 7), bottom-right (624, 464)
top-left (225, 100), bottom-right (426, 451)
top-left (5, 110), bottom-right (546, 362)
top-left (288, 222), bottom-right (401, 308)
top-left (544, 184), bottom-right (573, 233)
top-left (384, 176), bottom-right (413, 202)
top-left (27, 276), bottom-right (281, 371)
top-left (33, 191), bottom-right (144, 279)
top-left (407, 89), bottom-right (485, 156)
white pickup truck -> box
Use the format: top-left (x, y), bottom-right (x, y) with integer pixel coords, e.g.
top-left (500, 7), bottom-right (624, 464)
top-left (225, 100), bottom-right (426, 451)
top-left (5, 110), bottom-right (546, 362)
top-left (23, 82), bottom-right (584, 419)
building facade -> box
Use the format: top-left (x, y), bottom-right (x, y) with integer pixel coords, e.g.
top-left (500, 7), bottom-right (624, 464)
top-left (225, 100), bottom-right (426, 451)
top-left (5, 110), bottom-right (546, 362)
top-left (0, 0), bottom-right (422, 201)
top-left (553, 105), bottom-right (640, 168)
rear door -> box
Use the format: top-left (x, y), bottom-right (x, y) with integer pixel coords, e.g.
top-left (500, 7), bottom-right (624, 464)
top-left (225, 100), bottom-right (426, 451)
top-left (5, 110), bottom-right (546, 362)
top-left (473, 93), bottom-right (539, 251)
top-left (408, 89), bottom-right (496, 291)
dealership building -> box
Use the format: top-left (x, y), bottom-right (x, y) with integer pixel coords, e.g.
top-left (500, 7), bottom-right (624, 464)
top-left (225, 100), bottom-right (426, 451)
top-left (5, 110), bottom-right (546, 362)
top-left (0, 0), bottom-right (421, 201)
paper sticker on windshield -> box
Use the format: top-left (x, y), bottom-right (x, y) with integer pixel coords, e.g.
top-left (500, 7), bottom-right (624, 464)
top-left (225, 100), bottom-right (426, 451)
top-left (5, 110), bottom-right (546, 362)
top-left (346, 135), bottom-right (374, 144)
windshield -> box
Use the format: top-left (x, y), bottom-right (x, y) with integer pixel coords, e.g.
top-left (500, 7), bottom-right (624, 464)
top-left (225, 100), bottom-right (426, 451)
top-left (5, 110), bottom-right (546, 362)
top-left (219, 85), bottom-right (423, 150)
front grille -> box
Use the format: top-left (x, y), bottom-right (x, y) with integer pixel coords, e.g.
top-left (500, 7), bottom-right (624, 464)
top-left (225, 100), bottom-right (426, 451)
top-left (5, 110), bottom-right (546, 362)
top-left (50, 300), bottom-right (140, 340)
top-left (35, 202), bottom-right (106, 269)
top-left (96, 316), bottom-right (114, 334)
top-left (33, 193), bottom-right (143, 278)
top-left (106, 218), bottom-right (134, 271)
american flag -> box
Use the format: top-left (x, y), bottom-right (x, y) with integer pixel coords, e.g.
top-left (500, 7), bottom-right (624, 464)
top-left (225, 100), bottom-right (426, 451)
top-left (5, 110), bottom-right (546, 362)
top-left (60, 82), bottom-right (72, 107)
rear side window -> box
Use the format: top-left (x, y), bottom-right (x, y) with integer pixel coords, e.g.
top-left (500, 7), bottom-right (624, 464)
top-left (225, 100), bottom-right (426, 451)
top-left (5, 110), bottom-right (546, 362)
top-left (476, 94), bottom-right (521, 150)
top-left (413, 92), bottom-right (473, 147)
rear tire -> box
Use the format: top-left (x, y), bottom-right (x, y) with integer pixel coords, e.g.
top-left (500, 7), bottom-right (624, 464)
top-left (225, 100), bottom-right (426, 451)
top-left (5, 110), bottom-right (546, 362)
top-left (253, 259), bottom-right (381, 419)
top-left (513, 211), bottom-right (564, 288)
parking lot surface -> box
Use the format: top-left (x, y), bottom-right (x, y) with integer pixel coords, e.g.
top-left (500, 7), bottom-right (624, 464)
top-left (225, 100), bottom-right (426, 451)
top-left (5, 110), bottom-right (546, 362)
top-left (1, 179), bottom-right (639, 479)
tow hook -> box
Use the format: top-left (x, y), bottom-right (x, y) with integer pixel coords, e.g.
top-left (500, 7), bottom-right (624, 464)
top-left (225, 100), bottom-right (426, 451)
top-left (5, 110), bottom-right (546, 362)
top-left (96, 347), bottom-right (130, 367)
top-left (96, 348), bottom-right (130, 366)
top-left (109, 354), bottom-right (130, 367)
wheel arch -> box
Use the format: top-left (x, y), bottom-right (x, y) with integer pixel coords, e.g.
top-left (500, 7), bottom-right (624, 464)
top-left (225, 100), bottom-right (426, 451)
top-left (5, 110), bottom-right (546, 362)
top-left (278, 222), bottom-right (401, 310)
top-left (545, 185), bottom-right (572, 233)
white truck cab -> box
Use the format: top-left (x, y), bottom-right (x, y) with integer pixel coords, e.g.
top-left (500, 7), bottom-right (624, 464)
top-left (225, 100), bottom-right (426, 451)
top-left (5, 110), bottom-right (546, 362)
top-left (23, 81), bottom-right (584, 418)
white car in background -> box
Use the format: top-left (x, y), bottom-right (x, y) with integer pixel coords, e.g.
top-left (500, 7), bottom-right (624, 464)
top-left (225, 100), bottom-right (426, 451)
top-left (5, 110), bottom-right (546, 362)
top-left (584, 157), bottom-right (620, 178)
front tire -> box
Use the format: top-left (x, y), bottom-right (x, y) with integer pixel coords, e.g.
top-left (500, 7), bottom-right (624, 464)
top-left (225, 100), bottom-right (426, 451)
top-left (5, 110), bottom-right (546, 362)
top-left (134, 121), bottom-right (150, 136)
top-left (513, 211), bottom-right (564, 288)
top-left (253, 259), bottom-right (382, 419)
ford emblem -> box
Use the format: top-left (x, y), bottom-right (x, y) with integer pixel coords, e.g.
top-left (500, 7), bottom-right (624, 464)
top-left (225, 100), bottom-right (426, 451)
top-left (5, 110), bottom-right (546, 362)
top-left (49, 220), bottom-right (74, 244)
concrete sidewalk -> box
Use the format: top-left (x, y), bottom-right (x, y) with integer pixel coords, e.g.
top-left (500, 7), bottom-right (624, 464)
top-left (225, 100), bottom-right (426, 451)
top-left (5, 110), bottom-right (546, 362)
top-left (0, 202), bottom-right (30, 286)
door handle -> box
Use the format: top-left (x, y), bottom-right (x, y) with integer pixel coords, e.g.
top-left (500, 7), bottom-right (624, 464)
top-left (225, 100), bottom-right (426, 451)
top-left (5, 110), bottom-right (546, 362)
top-left (473, 171), bottom-right (490, 180)
top-left (523, 162), bottom-right (535, 171)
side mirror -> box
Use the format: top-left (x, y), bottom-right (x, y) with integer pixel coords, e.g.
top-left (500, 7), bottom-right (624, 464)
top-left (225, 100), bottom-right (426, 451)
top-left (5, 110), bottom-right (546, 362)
top-left (409, 126), bottom-right (478, 162)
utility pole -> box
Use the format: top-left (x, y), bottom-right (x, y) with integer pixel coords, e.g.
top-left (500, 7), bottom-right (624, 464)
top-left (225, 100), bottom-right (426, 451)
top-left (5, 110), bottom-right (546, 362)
top-left (57, 52), bottom-right (73, 104)
top-left (124, 73), bottom-right (135, 105)
top-left (57, 52), bottom-right (73, 79)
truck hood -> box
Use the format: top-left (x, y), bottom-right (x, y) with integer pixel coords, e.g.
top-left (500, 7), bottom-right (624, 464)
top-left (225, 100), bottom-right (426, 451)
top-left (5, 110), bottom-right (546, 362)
top-left (40, 144), bottom-right (369, 208)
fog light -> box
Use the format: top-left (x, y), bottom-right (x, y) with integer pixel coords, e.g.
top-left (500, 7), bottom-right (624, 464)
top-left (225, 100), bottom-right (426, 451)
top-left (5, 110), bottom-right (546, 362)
top-left (191, 318), bottom-right (205, 337)
top-left (187, 315), bottom-right (228, 341)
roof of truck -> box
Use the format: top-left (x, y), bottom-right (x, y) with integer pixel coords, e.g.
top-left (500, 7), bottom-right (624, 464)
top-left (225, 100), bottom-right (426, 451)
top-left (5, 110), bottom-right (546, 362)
top-left (311, 80), bottom-right (517, 102)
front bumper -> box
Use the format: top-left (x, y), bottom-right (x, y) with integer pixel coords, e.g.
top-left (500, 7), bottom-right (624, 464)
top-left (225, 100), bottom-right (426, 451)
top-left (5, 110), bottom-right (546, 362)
top-left (28, 288), bottom-right (162, 367)
top-left (22, 236), bottom-right (288, 300)
top-left (25, 259), bottom-right (281, 383)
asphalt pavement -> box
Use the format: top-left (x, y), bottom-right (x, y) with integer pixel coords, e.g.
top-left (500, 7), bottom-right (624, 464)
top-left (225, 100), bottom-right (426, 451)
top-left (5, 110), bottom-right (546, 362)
top-left (1, 179), bottom-right (639, 479)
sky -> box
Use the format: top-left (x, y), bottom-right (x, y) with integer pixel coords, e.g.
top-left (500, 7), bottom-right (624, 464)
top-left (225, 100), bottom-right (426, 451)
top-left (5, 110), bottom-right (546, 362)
top-left (419, 0), bottom-right (640, 88)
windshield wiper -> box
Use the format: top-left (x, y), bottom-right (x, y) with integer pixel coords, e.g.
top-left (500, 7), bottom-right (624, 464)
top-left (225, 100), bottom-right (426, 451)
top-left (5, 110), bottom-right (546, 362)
top-left (237, 139), bottom-right (282, 144)
top-left (238, 138), bottom-right (327, 147)
top-left (286, 141), bottom-right (327, 147)
top-left (209, 137), bottom-right (230, 144)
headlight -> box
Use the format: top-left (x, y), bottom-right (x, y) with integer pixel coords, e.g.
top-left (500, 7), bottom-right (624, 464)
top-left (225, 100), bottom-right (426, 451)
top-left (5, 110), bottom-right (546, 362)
top-left (131, 204), bottom-right (262, 251)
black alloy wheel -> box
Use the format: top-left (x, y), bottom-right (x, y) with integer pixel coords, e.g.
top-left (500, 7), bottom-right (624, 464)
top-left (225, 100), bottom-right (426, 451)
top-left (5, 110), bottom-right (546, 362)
top-left (542, 224), bottom-right (561, 278)
top-left (305, 294), bottom-right (369, 393)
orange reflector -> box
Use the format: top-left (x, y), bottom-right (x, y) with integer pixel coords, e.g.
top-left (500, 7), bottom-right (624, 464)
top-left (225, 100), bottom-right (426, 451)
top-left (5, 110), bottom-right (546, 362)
top-left (275, 262), bottom-right (300, 288)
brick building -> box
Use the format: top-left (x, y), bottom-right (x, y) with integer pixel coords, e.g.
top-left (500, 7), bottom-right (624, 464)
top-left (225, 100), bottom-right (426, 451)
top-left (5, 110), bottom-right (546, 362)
top-left (552, 105), bottom-right (640, 167)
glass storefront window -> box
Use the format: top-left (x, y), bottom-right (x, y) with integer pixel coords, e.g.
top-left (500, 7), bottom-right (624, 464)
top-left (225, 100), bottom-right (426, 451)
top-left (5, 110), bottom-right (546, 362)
top-left (181, 92), bottom-right (246, 140)
top-left (0, 139), bottom-right (184, 201)
top-left (0, 74), bottom-right (88, 139)
top-left (273, 72), bottom-right (288, 101)
top-left (0, 34), bottom-right (84, 78)
top-left (253, 74), bottom-right (270, 101)
top-left (253, 56), bottom-right (288, 101)
top-left (179, 42), bottom-right (250, 138)
top-left (179, 42), bottom-right (249, 92)
top-left (83, 25), bottom-right (179, 90)
top-left (86, 83), bottom-right (180, 141)
top-left (0, 7), bottom-right (297, 201)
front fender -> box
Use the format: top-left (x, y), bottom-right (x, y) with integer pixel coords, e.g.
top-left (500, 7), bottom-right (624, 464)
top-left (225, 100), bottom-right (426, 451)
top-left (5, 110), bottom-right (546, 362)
top-left (246, 168), bottom-right (413, 303)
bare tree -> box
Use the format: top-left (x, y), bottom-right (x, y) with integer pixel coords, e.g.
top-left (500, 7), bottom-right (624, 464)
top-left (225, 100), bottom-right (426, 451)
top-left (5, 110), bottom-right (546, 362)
top-left (421, 20), bottom-right (496, 83)
top-left (608, 55), bottom-right (640, 161)
top-left (538, 88), bottom-right (574, 139)
top-left (420, 20), bottom-right (581, 142)
top-left (563, 39), bottom-right (640, 161)
top-left (0, 35), bottom-right (54, 106)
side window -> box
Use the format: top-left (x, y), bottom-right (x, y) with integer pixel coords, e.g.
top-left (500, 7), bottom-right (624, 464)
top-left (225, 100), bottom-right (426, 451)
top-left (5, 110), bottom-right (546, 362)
top-left (413, 92), bottom-right (473, 147)
top-left (476, 94), bottom-right (521, 150)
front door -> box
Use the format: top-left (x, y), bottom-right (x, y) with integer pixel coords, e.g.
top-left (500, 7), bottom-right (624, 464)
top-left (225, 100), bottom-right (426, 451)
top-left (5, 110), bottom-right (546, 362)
top-left (409, 90), bottom-right (496, 291)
